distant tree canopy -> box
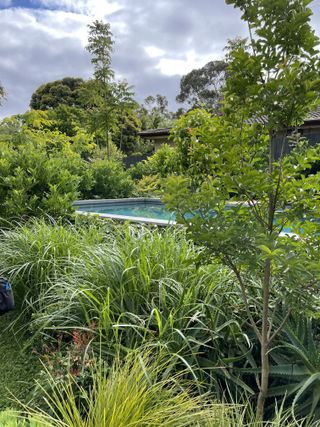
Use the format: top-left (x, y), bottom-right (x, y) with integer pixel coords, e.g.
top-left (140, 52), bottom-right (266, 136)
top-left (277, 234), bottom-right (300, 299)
top-left (139, 95), bottom-right (173, 130)
top-left (0, 83), bottom-right (5, 106)
top-left (176, 60), bottom-right (227, 111)
top-left (30, 77), bottom-right (85, 110)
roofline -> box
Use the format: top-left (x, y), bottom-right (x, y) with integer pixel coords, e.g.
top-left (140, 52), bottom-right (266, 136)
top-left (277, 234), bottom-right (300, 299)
top-left (138, 128), bottom-right (171, 138)
top-left (138, 115), bottom-right (320, 139)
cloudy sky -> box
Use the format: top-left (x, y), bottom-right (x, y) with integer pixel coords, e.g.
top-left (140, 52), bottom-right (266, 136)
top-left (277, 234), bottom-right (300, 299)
top-left (0, 0), bottom-right (319, 118)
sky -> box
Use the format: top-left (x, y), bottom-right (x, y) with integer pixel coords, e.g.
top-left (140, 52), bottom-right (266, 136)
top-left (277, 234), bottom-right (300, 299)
top-left (0, 0), bottom-right (320, 118)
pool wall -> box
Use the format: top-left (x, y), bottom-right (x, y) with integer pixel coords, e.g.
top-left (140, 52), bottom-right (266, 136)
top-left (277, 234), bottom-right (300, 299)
top-left (74, 198), bottom-right (175, 226)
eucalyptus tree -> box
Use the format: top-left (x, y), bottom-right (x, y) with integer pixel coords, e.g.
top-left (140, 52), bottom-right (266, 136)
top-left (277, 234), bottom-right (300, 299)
top-left (176, 60), bottom-right (227, 111)
top-left (0, 83), bottom-right (5, 106)
top-left (165, 0), bottom-right (320, 419)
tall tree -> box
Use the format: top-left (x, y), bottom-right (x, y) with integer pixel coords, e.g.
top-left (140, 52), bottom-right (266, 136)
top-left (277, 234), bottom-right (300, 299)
top-left (86, 20), bottom-right (114, 159)
top-left (165, 0), bottom-right (320, 420)
top-left (176, 60), bottom-right (227, 111)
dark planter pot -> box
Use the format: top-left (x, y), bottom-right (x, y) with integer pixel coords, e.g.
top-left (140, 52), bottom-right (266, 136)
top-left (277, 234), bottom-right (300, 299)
top-left (0, 276), bottom-right (14, 315)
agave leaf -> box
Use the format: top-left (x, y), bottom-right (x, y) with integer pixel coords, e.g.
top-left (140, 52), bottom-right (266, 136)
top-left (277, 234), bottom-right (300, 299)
top-left (268, 364), bottom-right (310, 378)
top-left (293, 373), bottom-right (320, 406)
top-left (268, 383), bottom-right (301, 397)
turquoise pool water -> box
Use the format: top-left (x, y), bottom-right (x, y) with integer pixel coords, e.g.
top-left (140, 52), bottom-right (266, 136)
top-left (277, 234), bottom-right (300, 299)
top-left (75, 200), bottom-right (317, 234)
top-left (76, 201), bottom-right (175, 221)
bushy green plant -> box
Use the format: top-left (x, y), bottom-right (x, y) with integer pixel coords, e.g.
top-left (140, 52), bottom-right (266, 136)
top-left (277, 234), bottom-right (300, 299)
top-left (0, 126), bottom-right (93, 220)
top-left (129, 144), bottom-right (178, 180)
top-left (134, 174), bottom-right (162, 197)
top-left (85, 159), bottom-right (134, 199)
top-left (165, 0), bottom-right (320, 419)
top-left (128, 158), bottom-right (157, 180)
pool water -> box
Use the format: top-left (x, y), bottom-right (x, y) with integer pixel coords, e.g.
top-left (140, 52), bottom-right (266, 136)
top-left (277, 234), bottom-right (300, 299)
top-left (75, 199), bottom-right (317, 234)
top-left (76, 201), bottom-right (175, 221)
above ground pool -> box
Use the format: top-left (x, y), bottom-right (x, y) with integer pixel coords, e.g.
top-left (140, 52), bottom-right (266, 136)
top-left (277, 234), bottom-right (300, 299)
top-left (74, 198), bottom-right (317, 234)
top-left (74, 198), bottom-right (175, 225)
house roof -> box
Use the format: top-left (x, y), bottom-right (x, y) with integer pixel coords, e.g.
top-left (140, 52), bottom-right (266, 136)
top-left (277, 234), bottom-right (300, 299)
top-left (305, 106), bottom-right (320, 122)
top-left (138, 107), bottom-right (320, 139)
top-left (138, 128), bottom-right (171, 138)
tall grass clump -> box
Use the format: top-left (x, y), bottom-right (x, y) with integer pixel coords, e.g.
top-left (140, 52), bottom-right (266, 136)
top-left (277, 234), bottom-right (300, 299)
top-left (0, 218), bottom-right (105, 306)
top-left (21, 352), bottom-right (235, 427)
top-left (9, 353), bottom-right (312, 427)
top-left (27, 224), bottom-right (251, 396)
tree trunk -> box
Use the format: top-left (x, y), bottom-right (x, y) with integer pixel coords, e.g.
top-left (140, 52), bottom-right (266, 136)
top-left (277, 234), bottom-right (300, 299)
top-left (106, 124), bottom-right (110, 160)
top-left (256, 133), bottom-right (275, 419)
top-left (256, 259), bottom-right (271, 419)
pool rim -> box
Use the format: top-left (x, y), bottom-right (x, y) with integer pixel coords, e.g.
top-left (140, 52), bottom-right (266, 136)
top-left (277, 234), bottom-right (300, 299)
top-left (74, 198), bottom-right (176, 226)
top-left (74, 198), bottom-right (299, 236)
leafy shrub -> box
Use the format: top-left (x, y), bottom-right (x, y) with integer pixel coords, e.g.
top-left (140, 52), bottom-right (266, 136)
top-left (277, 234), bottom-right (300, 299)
top-left (128, 158), bottom-right (157, 180)
top-left (85, 159), bottom-right (134, 199)
top-left (0, 126), bottom-right (93, 220)
top-left (268, 317), bottom-right (320, 420)
top-left (134, 174), bottom-right (162, 197)
top-left (129, 144), bottom-right (178, 180)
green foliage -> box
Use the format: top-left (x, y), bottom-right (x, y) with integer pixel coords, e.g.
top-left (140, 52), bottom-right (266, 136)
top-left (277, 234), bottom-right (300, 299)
top-left (85, 159), bottom-right (134, 199)
top-left (0, 218), bottom-right (105, 305)
top-left (0, 113), bottom-right (137, 218)
top-left (0, 411), bottom-right (43, 427)
top-left (112, 108), bottom-right (141, 154)
top-left (138, 95), bottom-right (173, 130)
top-left (165, 0), bottom-right (320, 419)
top-left (22, 353), bottom-right (235, 427)
top-left (30, 77), bottom-right (85, 110)
top-left (0, 126), bottom-right (91, 219)
top-left (134, 175), bottom-right (162, 197)
top-left (129, 144), bottom-right (179, 188)
top-left (128, 158), bottom-right (157, 180)
top-left (224, 0), bottom-right (320, 130)
top-left (176, 60), bottom-right (227, 111)
top-left (0, 312), bottom-right (41, 411)
top-left (86, 20), bottom-right (114, 84)
top-left (4, 221), bottom-right (252, 397)
top-left (85, 22), bottom-right (138, 155)
top-left (268, 318), bottom-right (320, 419)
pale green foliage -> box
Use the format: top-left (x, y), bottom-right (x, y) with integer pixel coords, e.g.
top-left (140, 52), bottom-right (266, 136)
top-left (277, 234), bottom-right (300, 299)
top-left (0, 114), bottom-right (134, 218)
top-left (20, 353), bottom-right (238, 427)
top-left (0, 411), bottom-right (42, 427)
top-left (129, 144), bottom-right (179, 197)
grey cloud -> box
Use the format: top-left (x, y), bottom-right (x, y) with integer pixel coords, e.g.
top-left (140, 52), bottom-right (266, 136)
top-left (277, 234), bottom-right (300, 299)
top-left (0, 0), bottom-right (319, 118)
